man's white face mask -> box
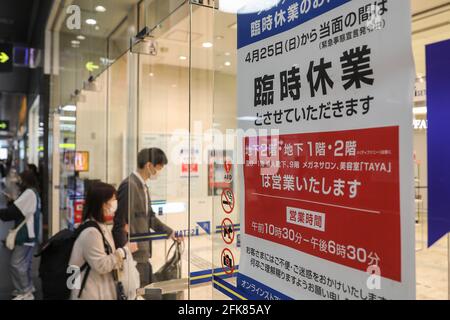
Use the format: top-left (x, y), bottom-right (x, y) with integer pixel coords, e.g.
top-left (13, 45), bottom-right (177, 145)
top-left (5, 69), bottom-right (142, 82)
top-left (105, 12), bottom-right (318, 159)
top-left (146, 165), bottom-right (160, 186)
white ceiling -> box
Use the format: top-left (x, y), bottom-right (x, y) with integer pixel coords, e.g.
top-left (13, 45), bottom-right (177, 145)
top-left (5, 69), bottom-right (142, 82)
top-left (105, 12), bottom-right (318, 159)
top-left (411, 0), bottom-right (450, 75)
top-left (59, 0), bottom-right (450, 78)
top-left (411, 0), bottom-right (450, 15)
top-left (146, 1), bottom-right (450, 78)
top-left (59, 0), bottom-right (139, 43)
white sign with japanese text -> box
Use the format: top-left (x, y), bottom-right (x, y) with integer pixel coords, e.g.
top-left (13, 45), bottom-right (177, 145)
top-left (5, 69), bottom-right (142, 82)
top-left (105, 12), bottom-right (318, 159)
top-left (237, 0), bottom-right (415, 300)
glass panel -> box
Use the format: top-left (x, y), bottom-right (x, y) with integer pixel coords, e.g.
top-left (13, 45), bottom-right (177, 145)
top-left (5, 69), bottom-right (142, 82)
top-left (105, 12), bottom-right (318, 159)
top-left (188, 2), bottom-right (215, 300)
top-left (57, 104), bottom-right (77, 231)
top-left (76, 75), bottom-right (108, 183)
top-left (59, 72), bottom-right (108, 231)
top-left (127, 1), bottom-right (191, 299)
top-left (53, 0), bottom-right (139, 108)
top-left (107, 53), bottom-right (130, 188)
top-left (211, 5), bottom-right (238, 300)
top-left (141, 0), bottom-right (187, 31)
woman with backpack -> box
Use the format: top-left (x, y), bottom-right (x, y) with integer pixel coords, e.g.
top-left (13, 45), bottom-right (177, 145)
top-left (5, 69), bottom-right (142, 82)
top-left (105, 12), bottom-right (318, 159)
top-left (0, 170), bottom-right (41, 300)
top-left (69, 182), bottom-right (138, 300)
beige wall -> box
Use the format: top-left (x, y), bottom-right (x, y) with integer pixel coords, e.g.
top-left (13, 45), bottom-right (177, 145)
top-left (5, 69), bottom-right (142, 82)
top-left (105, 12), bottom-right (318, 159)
top-left (414, 130), bottom-right (428, 212)
top-left (76, 75), bottom-right (107, 182)
top-left (107, 54), bottom-right (130, 188)
top-left (136, 57), bottom-right (240, 234)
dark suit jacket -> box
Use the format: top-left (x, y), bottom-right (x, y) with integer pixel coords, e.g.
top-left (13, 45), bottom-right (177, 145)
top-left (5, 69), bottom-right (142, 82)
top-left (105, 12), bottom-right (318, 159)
top-left (112, 173), bottom-right (173, 263)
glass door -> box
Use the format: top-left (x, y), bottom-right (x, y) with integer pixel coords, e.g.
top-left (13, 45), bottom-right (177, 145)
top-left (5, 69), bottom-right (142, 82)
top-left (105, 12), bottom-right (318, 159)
top-left (129, 0), bottom-right (194, 300)
top-left (128, 0), bottom-right (236, 300)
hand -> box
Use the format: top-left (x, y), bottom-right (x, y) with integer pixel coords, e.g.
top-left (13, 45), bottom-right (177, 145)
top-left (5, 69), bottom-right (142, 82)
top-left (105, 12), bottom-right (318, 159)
top-left (127, 242), bottom-right (138, 253)
top-left (170, 231), bottom-right (183, 243)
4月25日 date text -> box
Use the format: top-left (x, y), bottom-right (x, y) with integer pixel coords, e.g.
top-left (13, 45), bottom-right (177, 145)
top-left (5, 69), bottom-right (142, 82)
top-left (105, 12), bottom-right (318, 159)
top-left (178, 304), bottom-right (272, 318)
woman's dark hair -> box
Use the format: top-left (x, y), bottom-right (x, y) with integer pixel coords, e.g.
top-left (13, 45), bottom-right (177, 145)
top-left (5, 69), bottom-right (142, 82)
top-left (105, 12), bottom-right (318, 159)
top-left (19, 170), bottom-right (40, 193)
top-left (27, 164), bottom-right (39, 178)
top-left (83, 182), bottom-right (116, 223)
top-left (137, 148), bottom-right (168, 169)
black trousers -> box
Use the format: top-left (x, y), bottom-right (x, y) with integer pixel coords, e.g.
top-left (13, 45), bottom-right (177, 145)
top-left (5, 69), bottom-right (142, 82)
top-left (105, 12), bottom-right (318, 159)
top-left (136, 261), bottom-right (153, 287)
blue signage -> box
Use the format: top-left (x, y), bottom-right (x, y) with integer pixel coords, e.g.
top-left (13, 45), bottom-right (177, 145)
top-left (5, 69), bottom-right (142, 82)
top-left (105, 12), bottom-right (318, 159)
top-left (197, 221), bottom-right (211, 235)
top-left (426, 39), bottom-right (450, 247)
top-left (237, 0), bottom-right (351, 49)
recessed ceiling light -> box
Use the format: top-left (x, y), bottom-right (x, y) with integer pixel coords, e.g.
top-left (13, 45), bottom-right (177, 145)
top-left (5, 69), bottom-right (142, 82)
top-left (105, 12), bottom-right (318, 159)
top-left (179, 56), bottom-right (187, 61)
top-left (219, 0), bottom-right (281, 14)
top-left (86, 19), bottom-right (97, 25)
top-left (149, 73), bottom-right (154, 77)
top-left (215, 35), bottom-right (224, 40)
top-left (71, 40), bottom-right (80, 45)
top-left (95, 26), bottom-right (100, 31)
top-left (60, 116), bottom-right (77, 122)
top-left (77, 35), bottom-right (86, 40)
top-left (224, 52), bottom-right (231, 56)
top-left (95, 5), bottom-right (106, 12)
top-left (62, 105), bottom-right (77, 112)
top-left (224, 61), bottom-right (231, 67)
top-left (202, 42), bottom-right (213, 48)
top-left (413, 107), bottom-right (427, 115)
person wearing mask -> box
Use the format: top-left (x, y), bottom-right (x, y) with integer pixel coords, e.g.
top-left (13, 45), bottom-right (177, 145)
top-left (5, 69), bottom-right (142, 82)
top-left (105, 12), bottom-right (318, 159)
top-left (69, 182), bottom-right (138, 300)
top-left (113, 148), bottom-right (180, 287)
top-left (3, 168), bottom-right (20, 201)
top-left (0, 170), bottom-right (41, 300)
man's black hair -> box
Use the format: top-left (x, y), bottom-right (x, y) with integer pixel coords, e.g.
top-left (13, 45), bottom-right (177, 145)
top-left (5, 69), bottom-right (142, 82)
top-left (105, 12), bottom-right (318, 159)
top-left (137, 148), bottom-right (168, 169)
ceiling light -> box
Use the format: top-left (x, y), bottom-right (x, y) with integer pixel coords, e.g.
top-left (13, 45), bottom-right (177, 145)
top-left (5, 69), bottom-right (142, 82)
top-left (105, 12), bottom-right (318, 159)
top-left (413, 107), bottom-right (427, 115)
top-left (86, 19), bottom-right (97, 25)
top-left (149, 73), bottom-right (154, 77)
top-left (179, 56), bottom-right (187, 61)
top-left (60, 116), bottom-right (77, 122)
top-left (202, 42), bottom-right (213, 48)
top-left (238, 116), bottom-right (258, 121)
top-left (62, 105), bottom-right (77, 112)
top-left (215, 36), bottom-right (224, 40)
top-left (95, 26), bottom-right (100, 31)
top-left (95, 5), bottom-right (107, 12)
top-left (77, 35), bottom-right (86, 40)
top-left (71, 40), bottom-right (80, 45)
top-left (224, 52), bottom-right (231, 56)
top-left (219, 0), bottom-right (281, 14)
top-left (224, 61), bottom-right (231, 67)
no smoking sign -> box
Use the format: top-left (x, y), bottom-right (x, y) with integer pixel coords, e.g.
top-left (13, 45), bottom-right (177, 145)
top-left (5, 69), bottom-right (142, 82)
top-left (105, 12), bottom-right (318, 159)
top-left (221, 188), bottom-right (235, 214)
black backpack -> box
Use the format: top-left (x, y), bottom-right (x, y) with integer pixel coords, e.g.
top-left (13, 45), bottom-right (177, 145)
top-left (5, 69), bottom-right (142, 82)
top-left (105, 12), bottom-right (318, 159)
top-left (36, 221), bottom-right (108, 300)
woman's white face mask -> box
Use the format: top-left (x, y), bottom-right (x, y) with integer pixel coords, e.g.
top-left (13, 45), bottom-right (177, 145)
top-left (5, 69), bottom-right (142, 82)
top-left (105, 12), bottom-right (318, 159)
top-left (104, 199), bottom-right (118, 224)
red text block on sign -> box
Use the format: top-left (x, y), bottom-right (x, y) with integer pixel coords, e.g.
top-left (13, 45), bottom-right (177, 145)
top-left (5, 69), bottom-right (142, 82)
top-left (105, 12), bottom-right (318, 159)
top-left (244, 126), bottom-right (401, 282)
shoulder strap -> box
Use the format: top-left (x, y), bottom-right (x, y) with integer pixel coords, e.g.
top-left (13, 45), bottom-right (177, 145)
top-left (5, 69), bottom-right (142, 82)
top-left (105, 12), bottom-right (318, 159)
top-left (13, 216), bottom-right (28, 232)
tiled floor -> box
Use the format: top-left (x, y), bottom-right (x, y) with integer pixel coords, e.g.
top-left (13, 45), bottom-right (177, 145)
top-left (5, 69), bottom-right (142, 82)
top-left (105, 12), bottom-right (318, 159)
top-left (415, 222), bottom-right (449, 300)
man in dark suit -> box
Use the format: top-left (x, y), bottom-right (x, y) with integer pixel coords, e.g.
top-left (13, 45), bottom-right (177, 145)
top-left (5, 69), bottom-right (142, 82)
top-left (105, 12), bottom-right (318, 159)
top-left (112, 148), bottom-right (178, 286)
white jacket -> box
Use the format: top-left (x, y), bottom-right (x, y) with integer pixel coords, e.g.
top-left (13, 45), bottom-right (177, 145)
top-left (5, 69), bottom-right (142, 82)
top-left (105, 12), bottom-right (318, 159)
top-left (69, 222), bottom-right (124, 300)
